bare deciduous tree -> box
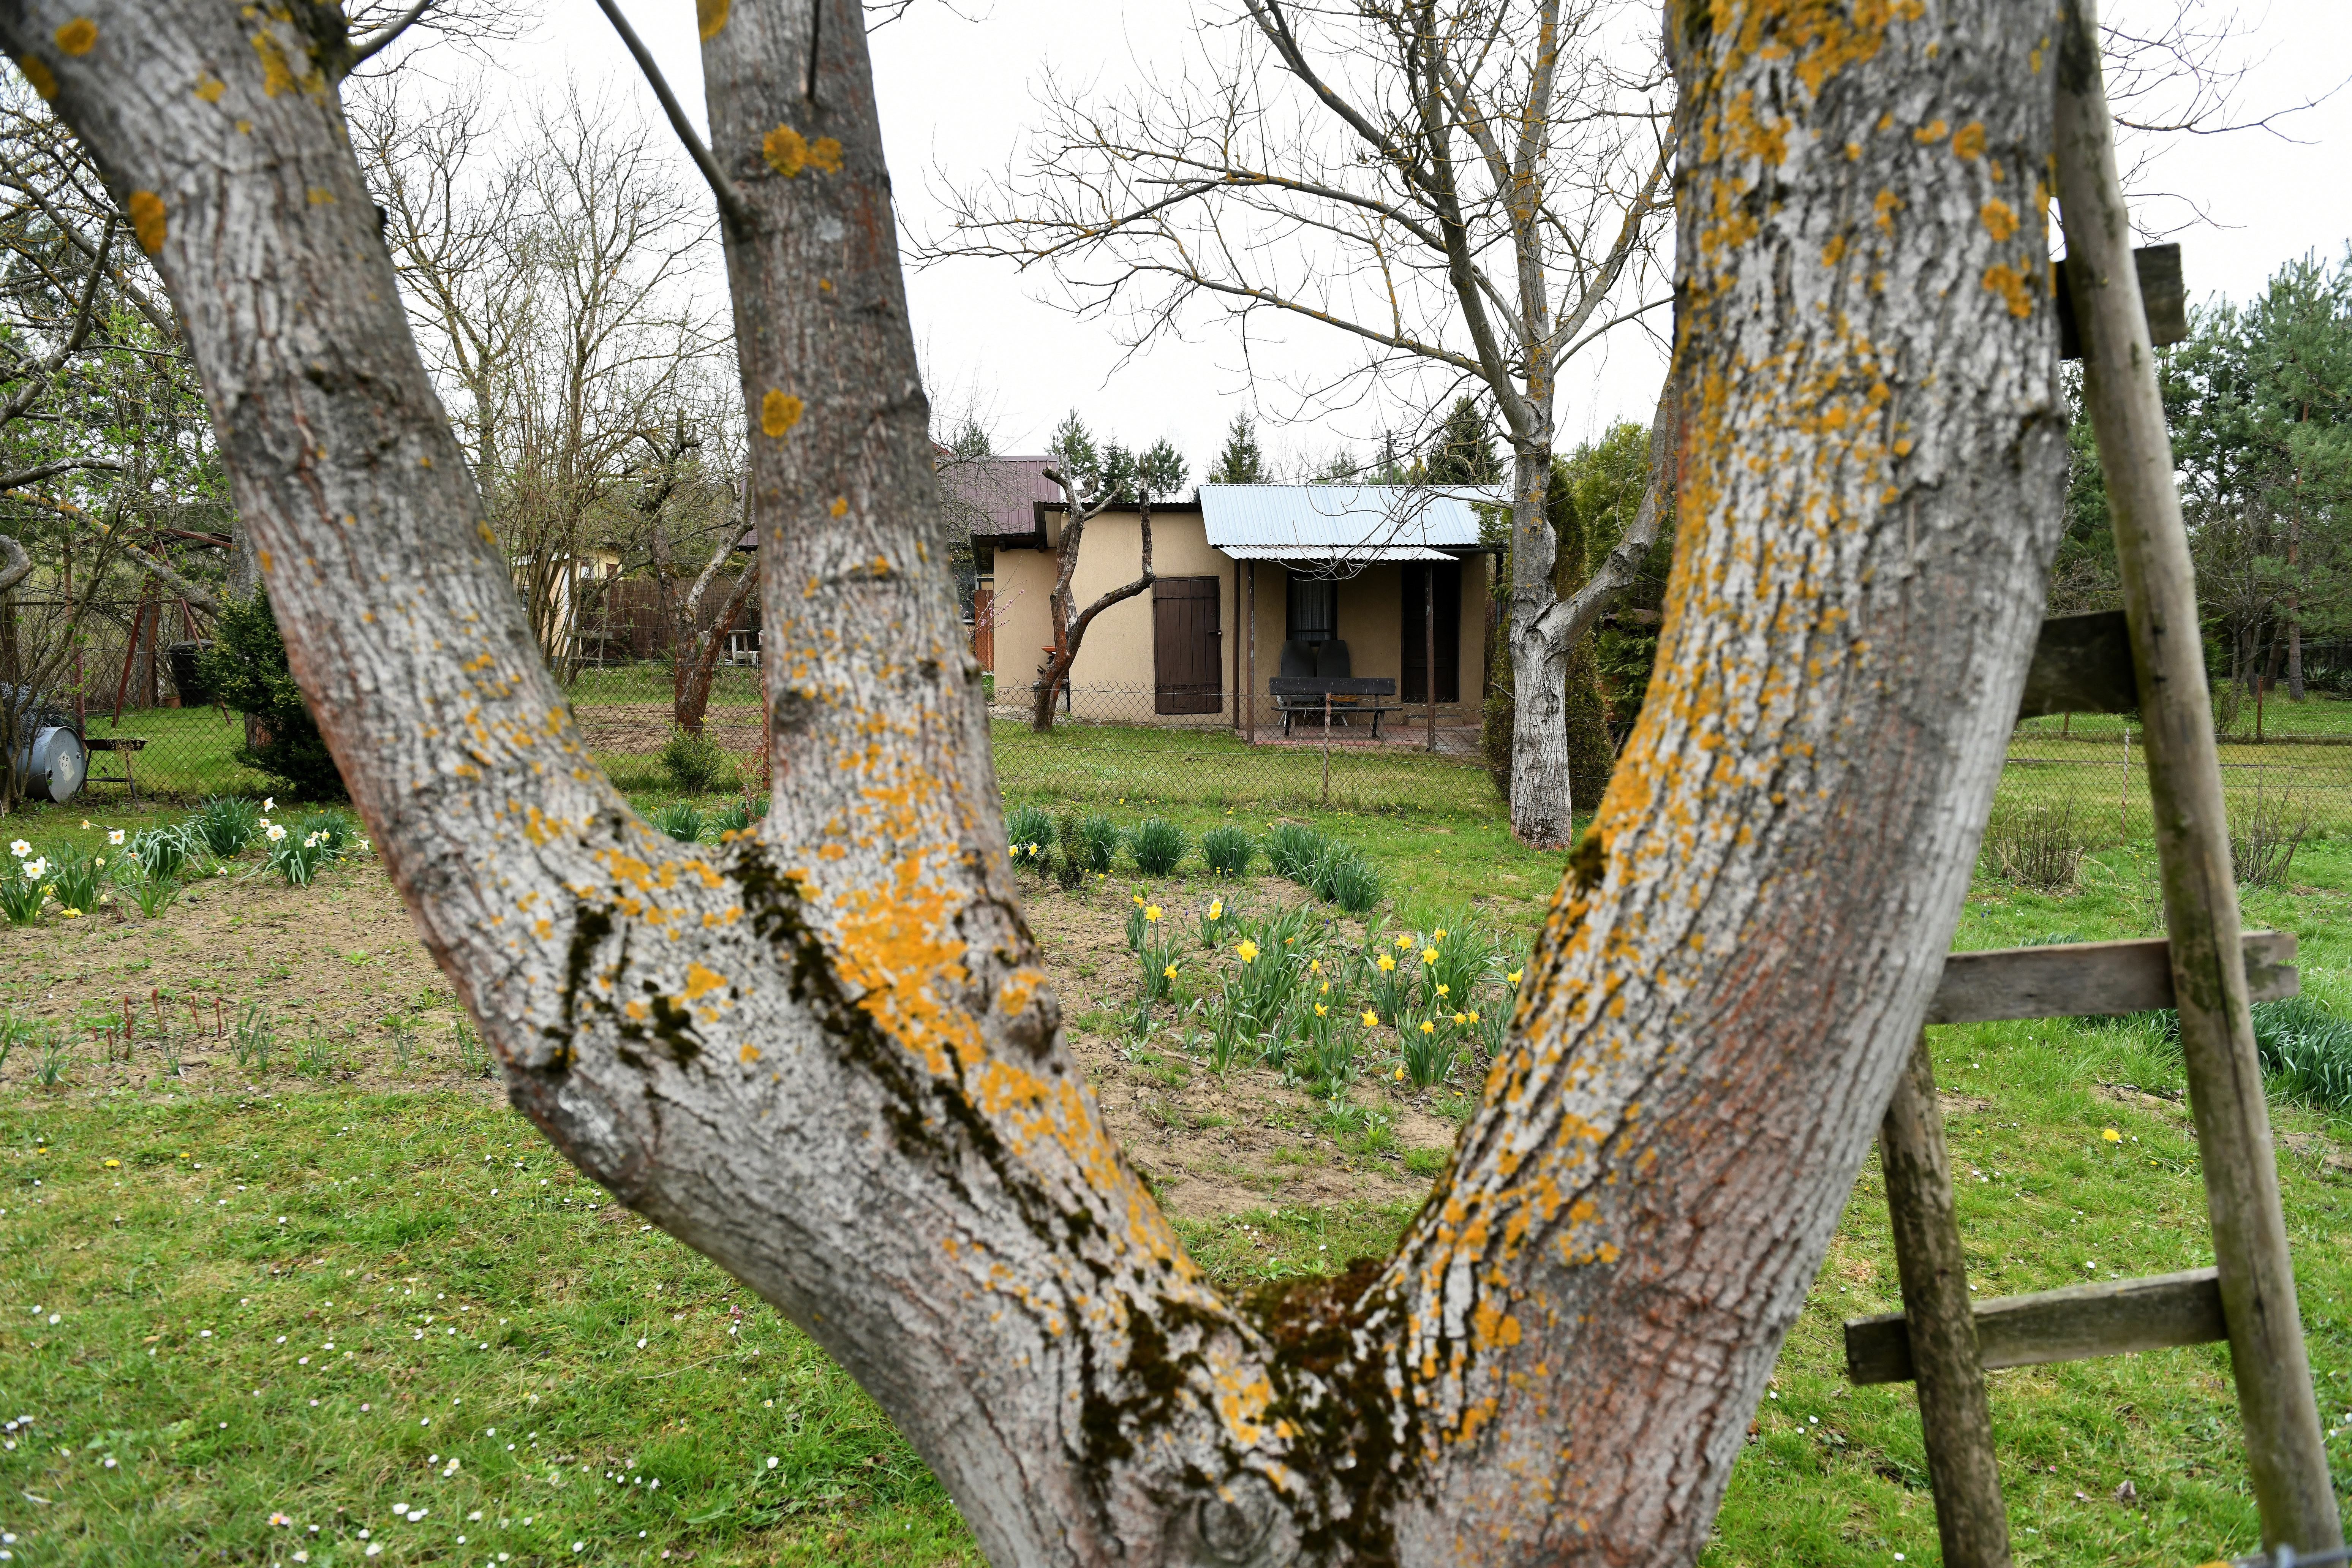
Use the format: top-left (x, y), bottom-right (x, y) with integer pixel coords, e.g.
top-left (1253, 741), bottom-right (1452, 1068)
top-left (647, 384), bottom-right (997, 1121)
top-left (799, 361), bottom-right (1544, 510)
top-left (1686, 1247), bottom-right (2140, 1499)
top-left (358, 84), bottom-right (726, 681)
top-left (14, 0), bottom-right (2077, 1561)
top-left (924, 1), bottom-right (1674, 846)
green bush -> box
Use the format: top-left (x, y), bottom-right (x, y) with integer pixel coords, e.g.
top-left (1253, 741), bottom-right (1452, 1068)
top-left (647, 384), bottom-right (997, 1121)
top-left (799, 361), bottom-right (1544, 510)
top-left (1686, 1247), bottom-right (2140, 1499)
top-left (1130, 817), bottom-right (1189, 877)
top-left (1198, 825), bottom-right (1254, 876)
top-left (659, 727), bottom-right (736, 795)
top-left (1071, 813), bottom-right (1122, 874)
top-left (197, 588), bottom-right (348, 801)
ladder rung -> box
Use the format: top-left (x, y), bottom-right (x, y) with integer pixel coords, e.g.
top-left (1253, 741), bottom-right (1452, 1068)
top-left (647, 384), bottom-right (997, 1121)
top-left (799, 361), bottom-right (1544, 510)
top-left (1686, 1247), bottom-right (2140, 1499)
top-left (1845, 1267), bottom-right (2223, 1386)
top-left (2017, 609), bottom-right (2136, 717)
top-left (1927, 932), bottom-right (2297, 1025)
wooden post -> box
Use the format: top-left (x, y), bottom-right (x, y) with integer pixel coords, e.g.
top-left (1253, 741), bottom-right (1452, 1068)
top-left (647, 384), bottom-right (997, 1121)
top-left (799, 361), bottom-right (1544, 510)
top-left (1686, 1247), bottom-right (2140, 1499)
top-left (1880, 1031), bottom-right (2011, 1568)
top-left (1245, 561), bottom-right (1257, 746)
top-left (1424, 564), bottom-right (1437, 752)
top-left (2055, 4), bottom-right (2342, 1552)
top-left (1321, 690), bottom-right (1332, 807)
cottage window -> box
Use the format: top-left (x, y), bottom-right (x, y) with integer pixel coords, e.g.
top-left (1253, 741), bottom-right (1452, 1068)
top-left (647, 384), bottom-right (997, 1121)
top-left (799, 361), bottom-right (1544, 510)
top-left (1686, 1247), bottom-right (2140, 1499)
top-left (1285, 574), bottom-right (1336, 644)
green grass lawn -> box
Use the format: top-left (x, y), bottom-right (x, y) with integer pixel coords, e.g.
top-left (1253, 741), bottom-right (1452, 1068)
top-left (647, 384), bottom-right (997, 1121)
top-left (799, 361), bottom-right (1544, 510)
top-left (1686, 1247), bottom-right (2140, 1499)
top-left (2, 780), bottom-right (2346, 1563)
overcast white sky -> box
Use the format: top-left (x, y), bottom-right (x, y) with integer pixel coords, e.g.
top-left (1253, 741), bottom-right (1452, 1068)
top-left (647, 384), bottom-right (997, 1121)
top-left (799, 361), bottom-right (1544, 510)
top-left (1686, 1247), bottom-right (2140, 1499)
top-left (475, 0), bottom-right (2352, 473)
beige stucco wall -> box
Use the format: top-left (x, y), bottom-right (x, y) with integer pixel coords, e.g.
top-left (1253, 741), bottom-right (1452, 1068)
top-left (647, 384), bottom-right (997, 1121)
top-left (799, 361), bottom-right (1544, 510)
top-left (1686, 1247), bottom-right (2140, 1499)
top-left (990, 515), bottom-right (1489, 727)
top-left (990, 511), bottom-right (1241, 723)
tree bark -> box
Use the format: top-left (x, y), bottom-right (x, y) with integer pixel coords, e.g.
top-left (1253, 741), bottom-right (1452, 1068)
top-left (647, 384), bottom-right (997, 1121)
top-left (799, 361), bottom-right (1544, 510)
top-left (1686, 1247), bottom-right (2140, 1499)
top-left (16, 0), bottom-right (2068, 1561)
top-left (1029, 496), bottom-right (1152, 731)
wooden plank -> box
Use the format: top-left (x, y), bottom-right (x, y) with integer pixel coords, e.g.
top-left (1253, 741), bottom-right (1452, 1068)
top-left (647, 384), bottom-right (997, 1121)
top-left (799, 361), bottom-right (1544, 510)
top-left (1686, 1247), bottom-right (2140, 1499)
top-left (1926, 932), bottom-right (2297, 1025)
top-left (1846, 1268), bottom-right (2224, 1385)
top-left (1267, 677), bottom-right (1397, 697)
top-left (2016, 609), bottom-right (2137, 717)
top-left (2055, 242), bottom-right (2187, 359)
top-left (1878, 1031), bottom-right (2012, 1566)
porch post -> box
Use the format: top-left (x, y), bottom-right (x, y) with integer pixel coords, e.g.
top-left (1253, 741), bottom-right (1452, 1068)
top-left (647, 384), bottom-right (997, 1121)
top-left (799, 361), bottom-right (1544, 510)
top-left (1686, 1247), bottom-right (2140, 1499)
top-left (1245, 560), bottom-right (1257, 746)
top-left (1424, 563), bottom-right (1437, 752)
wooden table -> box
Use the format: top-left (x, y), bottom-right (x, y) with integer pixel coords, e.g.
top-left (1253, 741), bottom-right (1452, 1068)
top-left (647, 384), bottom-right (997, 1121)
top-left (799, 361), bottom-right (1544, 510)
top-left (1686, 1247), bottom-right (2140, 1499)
top-left (84, 736), bottom-right (147, 800)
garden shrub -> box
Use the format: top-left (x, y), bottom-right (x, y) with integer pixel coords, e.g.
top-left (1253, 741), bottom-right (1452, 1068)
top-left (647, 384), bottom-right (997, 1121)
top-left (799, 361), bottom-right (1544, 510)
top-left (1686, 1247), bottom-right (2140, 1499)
top-left (659, 727), bottom-right (736, 795)
top-left (2230, 785), bottom-right (2311, 888)
top-left (1074, 813), bottom-right (1122, 874)
top-left (1981, 802), bottom-right (2086, 892)
top-left (1050, 809), bottom-right (1087, 889)
top-left (1198, 825), bottom-right (1253, 877)
top-left (1130, 817), bottom-right (1189, 877)
top-left (197, 588), bottom-right (348, 801)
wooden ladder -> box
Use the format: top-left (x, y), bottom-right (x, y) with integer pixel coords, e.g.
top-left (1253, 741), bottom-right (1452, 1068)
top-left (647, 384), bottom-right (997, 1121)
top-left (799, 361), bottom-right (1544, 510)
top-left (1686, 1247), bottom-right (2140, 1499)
top-left (1846, 16), bottom-right (2344, 1564)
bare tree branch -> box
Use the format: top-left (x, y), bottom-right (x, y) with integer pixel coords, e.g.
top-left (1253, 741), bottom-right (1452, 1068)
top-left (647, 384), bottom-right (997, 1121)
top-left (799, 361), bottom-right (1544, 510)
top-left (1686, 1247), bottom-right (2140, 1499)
top-left (590, 0), bottom-right (758, 239)
top-left (349, 0), bottom-right (436, 68)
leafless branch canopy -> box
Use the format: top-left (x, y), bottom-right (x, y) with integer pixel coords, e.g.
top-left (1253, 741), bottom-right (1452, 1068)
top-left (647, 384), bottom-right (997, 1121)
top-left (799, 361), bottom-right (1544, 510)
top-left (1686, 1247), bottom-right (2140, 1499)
top-left (920, 0), bottom-right (1675, 452)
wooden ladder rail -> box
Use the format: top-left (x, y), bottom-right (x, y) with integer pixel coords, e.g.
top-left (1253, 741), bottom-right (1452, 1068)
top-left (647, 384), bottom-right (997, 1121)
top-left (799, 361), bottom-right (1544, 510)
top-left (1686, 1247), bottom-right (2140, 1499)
top-left (1845, 11), bottom-right (2344, 1562)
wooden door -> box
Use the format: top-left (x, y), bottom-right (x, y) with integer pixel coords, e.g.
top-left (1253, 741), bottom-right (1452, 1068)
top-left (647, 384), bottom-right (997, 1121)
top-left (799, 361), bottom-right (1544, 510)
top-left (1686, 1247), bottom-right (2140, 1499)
top-left (1400, 561), bottom-right (1462, 704)
top-left (1152, 577), bottom-right (1222, 714)
top-left (970, 586), bottom-right (994, 672)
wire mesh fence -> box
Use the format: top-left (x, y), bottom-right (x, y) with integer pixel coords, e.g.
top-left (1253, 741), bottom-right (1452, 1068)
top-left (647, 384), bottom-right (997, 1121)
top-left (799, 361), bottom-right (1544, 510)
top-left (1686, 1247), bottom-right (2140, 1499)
top-left (35, 659), bottom-right (2352, 841)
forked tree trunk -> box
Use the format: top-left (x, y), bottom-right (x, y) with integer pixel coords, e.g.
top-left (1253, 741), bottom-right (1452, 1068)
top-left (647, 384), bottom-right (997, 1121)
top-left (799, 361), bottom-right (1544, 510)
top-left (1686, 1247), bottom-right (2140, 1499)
top-left (17, 1), bottom-right (2065, 1560)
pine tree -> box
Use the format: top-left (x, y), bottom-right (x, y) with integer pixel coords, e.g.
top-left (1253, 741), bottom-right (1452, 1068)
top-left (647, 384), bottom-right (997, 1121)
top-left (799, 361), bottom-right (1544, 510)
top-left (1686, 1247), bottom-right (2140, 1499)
top-left (1205, 414), bottom-right (1268, 483)
top-left (1422, 396), bottom-right (1503, 487)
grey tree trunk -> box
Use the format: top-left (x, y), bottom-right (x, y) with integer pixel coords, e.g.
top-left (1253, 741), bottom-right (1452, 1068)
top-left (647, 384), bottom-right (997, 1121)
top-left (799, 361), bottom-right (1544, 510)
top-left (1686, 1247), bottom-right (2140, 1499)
top-left (11, 1), bottom-right (2067, 1560)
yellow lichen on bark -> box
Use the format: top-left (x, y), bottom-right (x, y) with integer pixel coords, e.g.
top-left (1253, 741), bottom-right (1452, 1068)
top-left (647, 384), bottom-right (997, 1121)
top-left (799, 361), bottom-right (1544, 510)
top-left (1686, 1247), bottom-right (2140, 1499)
top-left (760, 390), bottom-right (803, 438)
top-left (128, 191), bottom-right (166, 256)
top-left (695, 0), bottom-right (730, 41)
top-left (52, 17), bottom-right (95, 56)
top-left (762, 125), bottom-right (844, 179)
top-left (15, 55), bottom-right (56, 100)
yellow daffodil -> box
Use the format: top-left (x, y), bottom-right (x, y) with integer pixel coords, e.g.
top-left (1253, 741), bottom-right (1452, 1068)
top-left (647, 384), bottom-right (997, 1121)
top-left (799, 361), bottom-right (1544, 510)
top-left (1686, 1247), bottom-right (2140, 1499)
top-left (1435, 983), bottom-right (1449, 997)
top-left (1208, 899), bottom-right (1223, 920)
top-left (1318, 981), bottom-right (1330, 994)
top-left (1395, 933), bottom-right (1413, 949)
top-left (1144, 905), bottom-right (1162, 922)
top-left (1467, 1009), bottom-right (1480, 1024)
top-left (1314, 1004), bottom-right (1327, 1017)
top-left (1236, 939), bottom-right (1259, 962)
top-left (1309, 959), bottom-right (1321, 973)
top-left (1133, 895), bottom-right (1146, 908)
top-left (1377, 953), bottom-right (1397, 972)
top-left (60, 907), bottom-right (81, 919)
top-left (1433, 928), bottom-right (1447, 941)
top-left (1393, 1065), bottom-right (1406, 1081)
top-left (1421, 947), bottom-right (1438, 965)
top-left (1452, 1012), bottom-right (1466, 1026)
top-left (1163, 964), bottom-right (1179, 981)
top-left (1419, 1020), bottom-right (1435, 1035)
top-left (1506, 968), bottom-right (1524, 986)
top-left (1361, 1010), bottom-right (1379, 1028)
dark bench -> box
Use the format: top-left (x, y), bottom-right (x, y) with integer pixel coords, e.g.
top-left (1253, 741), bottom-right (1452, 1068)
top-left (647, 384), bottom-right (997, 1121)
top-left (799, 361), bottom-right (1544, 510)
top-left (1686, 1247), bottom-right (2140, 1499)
top-left (84, 735), bottom-right (147, 800)
top-left (1268, 677), bottom-right (1402, 739)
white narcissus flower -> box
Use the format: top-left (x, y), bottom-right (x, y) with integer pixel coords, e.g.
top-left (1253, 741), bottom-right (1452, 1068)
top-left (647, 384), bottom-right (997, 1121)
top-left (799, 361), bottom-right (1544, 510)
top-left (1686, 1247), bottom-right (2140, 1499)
top-left (21, 858), bottom-right (44, 879)
top-left (266, 825), bottom-right (287, 842)
top-left (107, 829), bottom-right (124, 846)
top-left (263, 797), bottom-right (276, 811)
top-left (6, 840), bottom-right (25, 858)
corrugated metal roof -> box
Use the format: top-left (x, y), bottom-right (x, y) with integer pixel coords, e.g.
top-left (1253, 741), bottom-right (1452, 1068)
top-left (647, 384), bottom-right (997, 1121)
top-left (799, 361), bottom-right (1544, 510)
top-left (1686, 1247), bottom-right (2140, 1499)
top-left (1200, 484), bottom-right (1492, 560)
top-left (941, 455), bottom-right (1064, 538)
top-left (1220, 544), bottom-right (1457, 561)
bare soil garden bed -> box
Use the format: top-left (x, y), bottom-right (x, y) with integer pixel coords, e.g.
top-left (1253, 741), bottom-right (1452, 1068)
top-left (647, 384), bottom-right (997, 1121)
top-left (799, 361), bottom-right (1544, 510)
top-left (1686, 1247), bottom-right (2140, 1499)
top-left (0, 860), bottom-right (1470, 1219)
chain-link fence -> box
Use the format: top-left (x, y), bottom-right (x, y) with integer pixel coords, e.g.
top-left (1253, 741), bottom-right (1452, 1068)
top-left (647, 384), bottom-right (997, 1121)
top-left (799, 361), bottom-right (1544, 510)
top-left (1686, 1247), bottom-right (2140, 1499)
top-left (38, 657), bottom-right (2352, 835)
